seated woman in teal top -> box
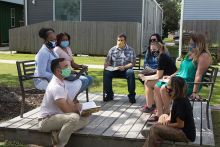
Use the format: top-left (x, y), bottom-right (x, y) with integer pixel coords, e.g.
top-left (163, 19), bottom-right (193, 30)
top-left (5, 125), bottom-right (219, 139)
top-left (148, 33), bottom-right (212, 122)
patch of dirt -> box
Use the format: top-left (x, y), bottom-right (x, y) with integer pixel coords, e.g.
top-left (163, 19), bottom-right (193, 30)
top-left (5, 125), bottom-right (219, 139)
top-left (0, 86), bottom-right (43, 122)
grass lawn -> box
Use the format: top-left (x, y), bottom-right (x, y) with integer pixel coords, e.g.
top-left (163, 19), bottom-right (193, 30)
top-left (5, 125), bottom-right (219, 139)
top-left (0, 62), bottom-right (219, 105)
top-left (0, 53), bottom-right (105, 65)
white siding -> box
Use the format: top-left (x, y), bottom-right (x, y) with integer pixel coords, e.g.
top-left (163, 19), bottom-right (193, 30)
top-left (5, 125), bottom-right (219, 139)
top-left (184, 0), bottom-right (220, 20)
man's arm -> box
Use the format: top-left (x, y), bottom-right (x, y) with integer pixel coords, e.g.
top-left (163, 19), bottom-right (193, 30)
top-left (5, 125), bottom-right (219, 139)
top-left (55, 98), bottom-right (81, 113)
top-left (104, 48), bottom-right (113, 68)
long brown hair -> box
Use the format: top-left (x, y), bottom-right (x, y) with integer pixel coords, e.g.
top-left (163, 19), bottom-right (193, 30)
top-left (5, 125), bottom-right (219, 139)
top-left (190, 33), bottom-right (212, 63)
top-left (170, 76), bottom-right (187, 100)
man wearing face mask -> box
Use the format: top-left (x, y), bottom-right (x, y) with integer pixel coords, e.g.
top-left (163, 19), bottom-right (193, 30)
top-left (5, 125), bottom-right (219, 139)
top-left (34, 28), bottom-right (58, 90)
top-left (104, 34), bottom-right (136, 103)
top-left (38, 58), bottom-right (89, 147)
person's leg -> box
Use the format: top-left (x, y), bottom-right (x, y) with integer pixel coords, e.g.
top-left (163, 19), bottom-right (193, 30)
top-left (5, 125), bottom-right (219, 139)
top-left (79, 75), bottom-right (93, 93)
top-left (39, 113), bottom-right (82, 147)
top-left (145, 80), bottom-right (157, 107)
top-left (103, 70), bottom-right (114, 99)
top-left (143, 124), bottom-right (189, 147)
top-left (160, 85), bottom-right (172, 114)
top-left (154, 86), bottom-right (163, 117)
top-left (123, 69), bottom-right (136, 102)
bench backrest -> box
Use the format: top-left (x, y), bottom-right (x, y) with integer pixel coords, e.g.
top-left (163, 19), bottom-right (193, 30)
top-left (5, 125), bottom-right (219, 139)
top-left (133, 54), bottom-right (142, 70)
top-left (16, 60), bottom-right (36, 81)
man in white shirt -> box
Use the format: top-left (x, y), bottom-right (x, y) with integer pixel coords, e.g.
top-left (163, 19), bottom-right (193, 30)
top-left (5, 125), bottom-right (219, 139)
top-left (38, 58), bottom-right (89, 147)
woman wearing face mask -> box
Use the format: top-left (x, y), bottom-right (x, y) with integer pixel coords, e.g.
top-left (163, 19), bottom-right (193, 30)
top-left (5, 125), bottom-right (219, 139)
top-left (34, 28), bottom-right (58, 90)
top-left (139, 42), bottom-right (177, 113)
top-left (150, 33), bottom-right (212, 122)
top-left (54, 32), bottom-right (93, 93)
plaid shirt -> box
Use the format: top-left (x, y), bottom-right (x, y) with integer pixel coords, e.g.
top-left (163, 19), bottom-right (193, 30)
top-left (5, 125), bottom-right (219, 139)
top-left (106, 44), bottom-right (136, 67)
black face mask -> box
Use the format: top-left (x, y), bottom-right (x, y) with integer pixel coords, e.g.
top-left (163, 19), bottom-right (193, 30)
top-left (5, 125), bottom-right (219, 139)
top-left (45, 41), bottom-right (56, 49)
top-left (151, 51), bottom-right (159, 57)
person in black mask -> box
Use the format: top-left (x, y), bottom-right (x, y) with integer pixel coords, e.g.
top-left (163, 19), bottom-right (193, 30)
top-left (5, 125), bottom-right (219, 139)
top-left (34, 28), bottom-right (58, 90)
top-left (139, 42), bottom-right (177, 113)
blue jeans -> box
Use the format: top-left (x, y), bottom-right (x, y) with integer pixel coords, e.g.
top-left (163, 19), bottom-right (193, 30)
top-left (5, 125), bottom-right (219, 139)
top-left (103, 69), bottom-right (136, 99)
top-left (79, 75), bottom-right (93, 93)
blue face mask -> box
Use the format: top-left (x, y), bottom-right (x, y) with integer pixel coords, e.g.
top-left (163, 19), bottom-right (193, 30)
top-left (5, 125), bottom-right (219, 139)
top-left (60, 41), bottom-right (69, 48)
top-left (188, 43), bottom-right (196, 52)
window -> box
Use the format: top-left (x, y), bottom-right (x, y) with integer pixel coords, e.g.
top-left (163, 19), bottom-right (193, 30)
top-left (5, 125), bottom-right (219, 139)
top-left (55, 0), bottom-right (80, 21)
top-left (11, 8), bottom-right (15, 27)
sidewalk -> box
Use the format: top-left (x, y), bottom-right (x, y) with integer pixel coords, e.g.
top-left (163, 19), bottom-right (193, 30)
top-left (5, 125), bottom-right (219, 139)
top-left (0, 59), bottom-right (104, 69)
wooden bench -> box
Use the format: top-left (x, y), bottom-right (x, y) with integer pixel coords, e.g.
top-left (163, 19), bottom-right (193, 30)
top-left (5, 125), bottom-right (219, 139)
top-left (16, 60), bottom-right (89, 118)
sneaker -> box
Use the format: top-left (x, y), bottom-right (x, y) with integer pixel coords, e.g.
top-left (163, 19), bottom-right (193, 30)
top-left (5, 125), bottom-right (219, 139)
top-left (147, 115), bottom-right (159, 122)
top-left (140, 104), bottom-right (156, 113)
top-left (129, 97), bottom-right (136, 104)
top-left (103, 94), bottom-right (113, 102)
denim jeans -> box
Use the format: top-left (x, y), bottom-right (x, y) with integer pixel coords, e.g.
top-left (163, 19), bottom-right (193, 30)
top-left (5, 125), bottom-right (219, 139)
top-left (79, 75), bottom-right (93, 93)
top-left (103, 69), bottom-right (136, 99)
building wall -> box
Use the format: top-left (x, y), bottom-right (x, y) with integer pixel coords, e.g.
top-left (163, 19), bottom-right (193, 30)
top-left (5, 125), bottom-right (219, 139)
top-left (81, 0), bottom-right (142, 22)
top-left (0, 1), bottom-right (23, 44)
top-left (184, 0), bottom-right (220, 20)
top-left (27, 0), bottom-right (53, 25)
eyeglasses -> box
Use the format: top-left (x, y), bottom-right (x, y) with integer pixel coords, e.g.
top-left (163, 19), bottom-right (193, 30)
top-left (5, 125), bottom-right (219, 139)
top-left (165, 85), bottom-right (173, 93)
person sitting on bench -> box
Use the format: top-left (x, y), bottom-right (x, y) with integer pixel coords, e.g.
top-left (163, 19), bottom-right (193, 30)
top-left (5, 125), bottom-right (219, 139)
top-left (54, 32), bottom-right (93, 93)
top-left (34, 28), bottom-right (58, 90)
top-left (103, 34), bottom-right (136, 103)
top-left (142, 76), bottom-right (196, 147)
top-left (38, 58), bottom-right (90, 147)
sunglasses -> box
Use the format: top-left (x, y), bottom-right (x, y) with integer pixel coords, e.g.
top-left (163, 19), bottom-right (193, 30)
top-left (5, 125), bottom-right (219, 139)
top-left (150, 39), bottom-right (157, 42)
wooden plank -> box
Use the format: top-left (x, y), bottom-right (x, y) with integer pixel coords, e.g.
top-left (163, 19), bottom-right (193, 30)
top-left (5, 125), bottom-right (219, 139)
top-left (113, 96), bottom-right (145, 138)
top-left (19, 119), bottom-right (38, 129)
top-left (78, 95), bottom-right (128, 134)
top-left (103, 95), bottom-right (144, 137)
top-left (0, 107), bottom-right (40, 128)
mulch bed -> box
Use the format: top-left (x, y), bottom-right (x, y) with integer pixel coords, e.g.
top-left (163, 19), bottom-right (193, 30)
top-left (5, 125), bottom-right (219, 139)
top-left (0, 86), bottom-right (43, 123)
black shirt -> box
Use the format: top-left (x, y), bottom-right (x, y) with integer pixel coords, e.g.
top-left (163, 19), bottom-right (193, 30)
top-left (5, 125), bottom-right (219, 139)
top-left (157, 53), bottom-right (177, 75)
top-left (171, 98), bottom-right (196, 142)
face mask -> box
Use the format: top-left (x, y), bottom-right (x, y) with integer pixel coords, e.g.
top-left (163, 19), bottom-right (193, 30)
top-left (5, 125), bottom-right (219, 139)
top-left (61, 67), bottom-right (71, 78)
top-left (60, 41), bottom-right (69, 48)
top-left (151, 51), bottom-right (159, 57)
top-left (46, 41), bottom-right (56, 49)
top-left (188, 43), bottom-right (196, 52)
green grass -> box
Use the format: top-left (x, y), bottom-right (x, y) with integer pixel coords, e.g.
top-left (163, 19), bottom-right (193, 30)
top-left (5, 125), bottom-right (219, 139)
top-left (163, 38), bottom-right (174, 43)
top-left (0, 53), bottom-right (105, 65)
top-left (167, 45), bottom-right (179, 58)
top-left (0, 62), bottom-right (219, 105)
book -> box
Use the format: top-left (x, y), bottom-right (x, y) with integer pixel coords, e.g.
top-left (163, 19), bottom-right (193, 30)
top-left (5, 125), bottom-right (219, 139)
top-left (80, 101), bottom-right (100, 116)
top-left (105, 66), bottom-right (119, 71)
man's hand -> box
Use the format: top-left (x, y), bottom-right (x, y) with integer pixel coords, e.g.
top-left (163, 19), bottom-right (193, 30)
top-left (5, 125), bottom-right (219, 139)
top-left (104, 63), bottom-right (109, 69)
top-left (73, 103), bottom-right (82, 114)
top-left (118, 66), bottom-right (125, 71)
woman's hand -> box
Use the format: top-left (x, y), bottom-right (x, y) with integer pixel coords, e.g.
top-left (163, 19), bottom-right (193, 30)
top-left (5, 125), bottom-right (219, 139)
top-left (158, 114), bottom-right (170, 125)
top-left (190, 92), bottom-right (201, 100)
top-left (163, 76), bottom-right (171, 80)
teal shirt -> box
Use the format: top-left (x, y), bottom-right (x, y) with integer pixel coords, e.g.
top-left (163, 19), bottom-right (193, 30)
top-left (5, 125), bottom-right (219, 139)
top-left (176, 56), bottom-right (197, 95)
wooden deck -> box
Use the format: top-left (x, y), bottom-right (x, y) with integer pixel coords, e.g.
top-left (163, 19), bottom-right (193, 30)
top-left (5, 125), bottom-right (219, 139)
top-left (0, 93), bottom-right (215, 147)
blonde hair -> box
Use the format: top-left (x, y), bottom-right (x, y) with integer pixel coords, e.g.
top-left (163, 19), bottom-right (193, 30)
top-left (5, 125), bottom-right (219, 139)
top-left (150, 41), bottom-right (165, 53)
top-left (190, 33), bottom-right (212, 63)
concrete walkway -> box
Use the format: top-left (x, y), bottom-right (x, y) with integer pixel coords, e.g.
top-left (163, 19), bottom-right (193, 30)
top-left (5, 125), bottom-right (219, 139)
top-left (0, 59), bottom-right (104, 69)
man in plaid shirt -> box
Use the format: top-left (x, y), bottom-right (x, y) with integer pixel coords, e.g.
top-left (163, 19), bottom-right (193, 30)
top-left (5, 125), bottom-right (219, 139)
top-left (104, 34), bottom-right (136, 103)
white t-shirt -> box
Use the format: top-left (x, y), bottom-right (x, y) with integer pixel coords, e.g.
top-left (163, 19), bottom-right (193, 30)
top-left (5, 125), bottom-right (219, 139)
top-left (39, 75), bottom-right (82, 118)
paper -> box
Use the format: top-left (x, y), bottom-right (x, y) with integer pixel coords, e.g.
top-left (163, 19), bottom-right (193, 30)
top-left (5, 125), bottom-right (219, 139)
top-left (80, 101), bottom-right (100, 116)
top-left (105, 66), bottom-right (119, 71)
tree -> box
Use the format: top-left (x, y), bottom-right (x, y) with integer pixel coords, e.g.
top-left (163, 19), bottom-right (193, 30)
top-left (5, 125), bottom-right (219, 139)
top-left (157, 0), bottom-right (181, 38)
